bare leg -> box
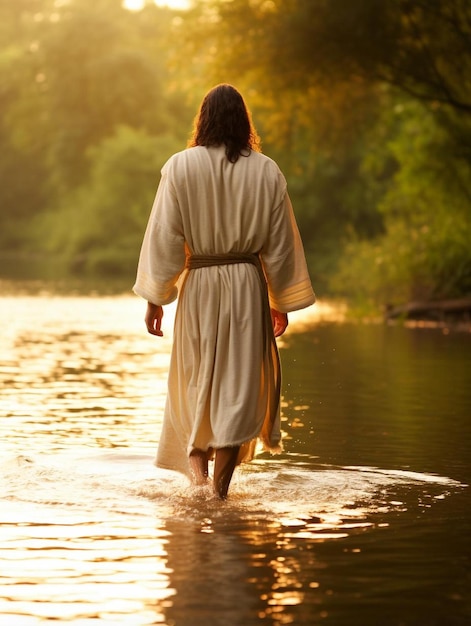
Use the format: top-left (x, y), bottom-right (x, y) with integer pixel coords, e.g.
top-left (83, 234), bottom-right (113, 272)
top-left (189, 449), bottom-right (209, 485)
top-left (213, 446), bottom-right (240, 500)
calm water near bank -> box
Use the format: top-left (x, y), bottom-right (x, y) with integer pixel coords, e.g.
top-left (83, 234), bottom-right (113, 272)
top-left (0, 288), bottom-right (469, 625)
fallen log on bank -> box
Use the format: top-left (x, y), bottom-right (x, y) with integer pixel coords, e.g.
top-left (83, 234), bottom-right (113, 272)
top-left (385, 298), bottom-right (471, 321)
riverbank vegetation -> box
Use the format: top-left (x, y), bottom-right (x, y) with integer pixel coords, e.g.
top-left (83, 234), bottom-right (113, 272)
top-left (1, 0), bottom-right (470, 311)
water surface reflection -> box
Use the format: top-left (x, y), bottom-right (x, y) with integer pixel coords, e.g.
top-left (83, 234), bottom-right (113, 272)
top-left (1, 294), bottom-right (469, 625)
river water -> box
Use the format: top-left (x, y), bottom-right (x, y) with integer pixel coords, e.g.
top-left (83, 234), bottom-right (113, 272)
top-left (0, 287), bottom-right (469, 626)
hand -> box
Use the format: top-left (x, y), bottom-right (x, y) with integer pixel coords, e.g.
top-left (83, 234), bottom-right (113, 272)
top-left (271, 308), bottom-right (288, 337)
top-left (145, 302), bottom-right (164, 336)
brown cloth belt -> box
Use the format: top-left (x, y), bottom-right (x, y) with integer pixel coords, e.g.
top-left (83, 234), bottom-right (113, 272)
top-left (186, 252), bottom-right (264, 280)
top-left (185, 252), bottom-right (281, 452)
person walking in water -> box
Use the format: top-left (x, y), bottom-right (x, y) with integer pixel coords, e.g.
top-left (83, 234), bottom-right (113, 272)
top-left (133, 84), bottom-right (315, 499)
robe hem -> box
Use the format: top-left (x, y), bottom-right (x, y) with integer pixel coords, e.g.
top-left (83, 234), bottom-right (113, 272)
top-left (154, 459), bottom-right (191, 478)
top-left (154, 435), bottom-right (283, 478)
top-left (188, 433), bottom-right (282, 455)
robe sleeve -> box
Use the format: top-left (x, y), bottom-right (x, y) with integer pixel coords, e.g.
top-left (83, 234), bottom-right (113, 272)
top-left (261, 179), bottom-right (316, 313)
top-left (133, 162), bottom-right (186, 305)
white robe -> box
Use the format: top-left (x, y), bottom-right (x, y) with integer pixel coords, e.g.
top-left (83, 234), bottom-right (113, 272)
top-left (133, 146), bottom-right (315, 477)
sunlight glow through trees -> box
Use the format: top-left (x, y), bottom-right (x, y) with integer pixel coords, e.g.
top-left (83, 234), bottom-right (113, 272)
top-left (123, 0), bottom-right (190, 11)
top-left (1, 0), bottom-right (470, 306)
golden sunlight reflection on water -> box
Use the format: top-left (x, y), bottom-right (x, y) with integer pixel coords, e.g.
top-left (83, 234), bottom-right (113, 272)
top-left (0, 294), bottom-right (468, 625)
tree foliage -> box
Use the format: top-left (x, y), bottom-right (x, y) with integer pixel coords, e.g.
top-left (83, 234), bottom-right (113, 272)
top-left (1, 0), bottom-right (470, 303)
top-left (178, 0), bottom-right (471, 302)
top-left (0, 0), bottom-right (192, 272)
top-left (333, 101), bottom-right (471, 302)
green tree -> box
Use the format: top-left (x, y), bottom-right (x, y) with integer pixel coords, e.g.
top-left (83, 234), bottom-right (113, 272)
top-left (35, 0), bottom-right (170, 188)
top-left (0, 0), bottom-right (193, 269)
top-left (332, 101), bottom-right (471, 304)
top-left (194, 0), bottom-right (471, 115)
top-left (38, 125), bottom-right (182, 276)
top-left (0, 0), bottom-right (54, 249)
top-left (178, 0), bottom-right (471, 300)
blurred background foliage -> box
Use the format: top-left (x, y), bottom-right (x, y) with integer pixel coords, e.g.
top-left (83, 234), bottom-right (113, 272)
top-left (1, 0), bottom-right (470, 307)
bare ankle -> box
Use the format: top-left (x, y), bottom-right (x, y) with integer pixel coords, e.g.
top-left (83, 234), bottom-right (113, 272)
top-left (189, 449), bottom-right (209, 485)
top-left (213, 446), bottom-right (240, 500)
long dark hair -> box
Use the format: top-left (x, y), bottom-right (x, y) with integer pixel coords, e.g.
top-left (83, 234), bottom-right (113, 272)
top-left (188, 84), bottom-right (261, 163)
